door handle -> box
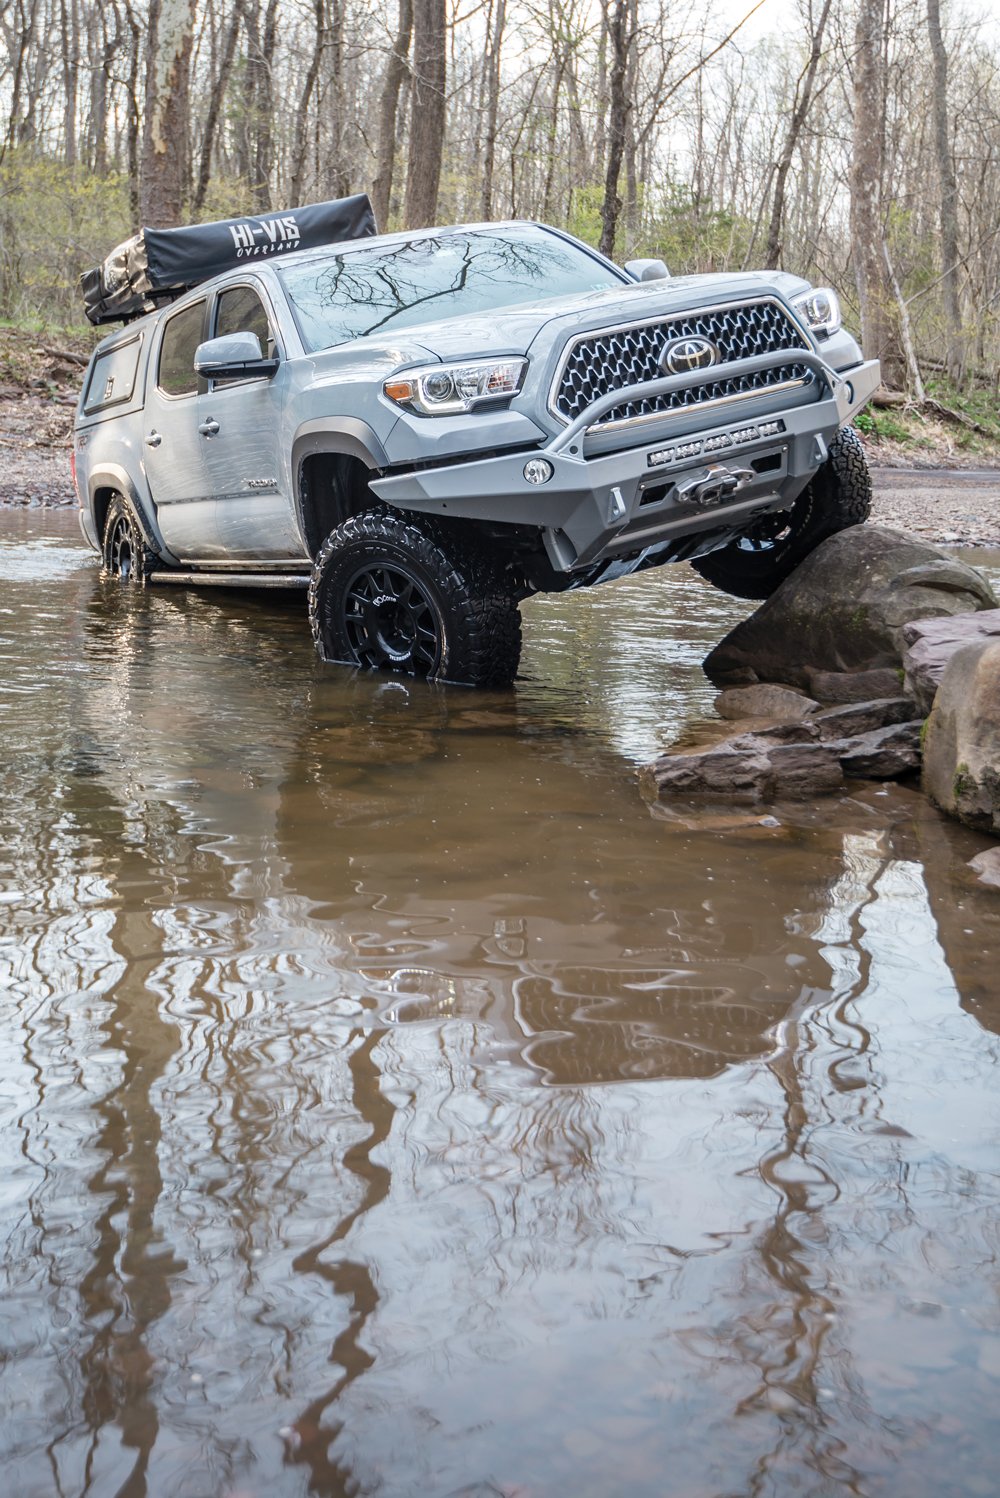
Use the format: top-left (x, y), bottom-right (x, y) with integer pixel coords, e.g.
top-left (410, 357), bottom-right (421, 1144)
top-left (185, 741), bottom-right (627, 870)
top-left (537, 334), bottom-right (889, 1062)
top-left (198, 418), bottom-right (220, 437)
top-left (145, 430), bottom-right (162, 448)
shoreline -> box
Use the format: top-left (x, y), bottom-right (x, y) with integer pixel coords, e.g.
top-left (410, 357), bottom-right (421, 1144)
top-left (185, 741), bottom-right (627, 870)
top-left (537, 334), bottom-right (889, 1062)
top-left (2, 391), bottom-right (999, 547)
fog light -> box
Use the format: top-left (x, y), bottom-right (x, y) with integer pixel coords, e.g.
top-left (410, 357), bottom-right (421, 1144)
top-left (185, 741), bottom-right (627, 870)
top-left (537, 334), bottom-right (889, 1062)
top-left (523, 458), bottom-right (554, 485)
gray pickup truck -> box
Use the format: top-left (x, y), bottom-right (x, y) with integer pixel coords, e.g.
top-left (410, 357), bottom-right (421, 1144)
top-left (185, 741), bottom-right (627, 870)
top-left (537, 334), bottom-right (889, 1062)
top-left (75, 198), bottom-right (879, 686)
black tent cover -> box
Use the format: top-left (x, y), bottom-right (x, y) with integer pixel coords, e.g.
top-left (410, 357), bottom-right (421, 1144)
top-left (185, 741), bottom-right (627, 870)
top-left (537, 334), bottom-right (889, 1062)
top-left (80, 194), bottom-right (377, 326)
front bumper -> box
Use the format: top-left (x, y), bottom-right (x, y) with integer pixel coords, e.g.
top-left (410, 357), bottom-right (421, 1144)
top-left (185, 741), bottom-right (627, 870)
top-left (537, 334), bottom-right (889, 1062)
top-left (370, 352), bottom-right (881, 573)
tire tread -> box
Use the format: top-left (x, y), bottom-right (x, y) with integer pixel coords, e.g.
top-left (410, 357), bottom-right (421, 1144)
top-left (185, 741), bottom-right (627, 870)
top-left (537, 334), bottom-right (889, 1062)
top-left (309, 508), bottom-right (522, 686)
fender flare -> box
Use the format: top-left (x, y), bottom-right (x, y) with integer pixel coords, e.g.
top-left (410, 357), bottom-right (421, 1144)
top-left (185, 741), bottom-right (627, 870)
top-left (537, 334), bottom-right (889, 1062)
top-left (87, 464), bottom-right (177, 563)
top-left (291, 418), bottom-right (389, 479)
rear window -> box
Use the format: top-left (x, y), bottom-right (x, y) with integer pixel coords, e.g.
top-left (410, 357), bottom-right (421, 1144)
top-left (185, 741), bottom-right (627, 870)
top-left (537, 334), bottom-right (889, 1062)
top-left (82, 334), bottom-right (143, 415)
top-left (277, 226), bottom-right (625, 351)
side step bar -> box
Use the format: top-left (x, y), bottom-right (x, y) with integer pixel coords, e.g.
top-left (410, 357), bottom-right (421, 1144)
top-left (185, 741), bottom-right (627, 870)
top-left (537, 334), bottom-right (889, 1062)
top-left (149, 571), bottom-right (309, 590)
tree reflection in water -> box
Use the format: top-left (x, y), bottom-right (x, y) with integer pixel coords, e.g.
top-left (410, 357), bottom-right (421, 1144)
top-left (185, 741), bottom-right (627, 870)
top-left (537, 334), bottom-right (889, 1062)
top-left (2, 524), bottom-right (999, 1496)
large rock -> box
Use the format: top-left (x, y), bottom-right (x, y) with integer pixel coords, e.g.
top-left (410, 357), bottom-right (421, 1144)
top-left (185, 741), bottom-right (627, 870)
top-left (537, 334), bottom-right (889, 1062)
top-left (903, 608), bottom-right (1000, 713)
top-left (831, 720), bottom-right (923, 778)
top-left (806, 666), bottom-right (906, 703)
top-left (969, 848), bottom-right (1000, 891)
top-left (811, 697), bottom-right (917, 739)
top-left (714, 684), bottom-right (819, 720)
top-left (639, 731), bottom-right (844, 804)
top-left (922, 639), bottom-right (1000, 833)
top-left (705, 526), bottom-right (996, 688)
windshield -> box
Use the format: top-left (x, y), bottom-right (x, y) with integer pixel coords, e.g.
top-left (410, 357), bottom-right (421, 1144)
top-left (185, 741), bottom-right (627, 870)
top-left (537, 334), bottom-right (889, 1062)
top-left (276, 227), bottom-right (625, 351)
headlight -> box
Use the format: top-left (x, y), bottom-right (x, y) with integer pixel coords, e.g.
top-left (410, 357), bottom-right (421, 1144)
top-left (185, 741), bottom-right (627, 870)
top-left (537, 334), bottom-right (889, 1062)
top-left (791, 287), bottom-right (842, 338)
top-left (383, 358), bottom-right (527, 416)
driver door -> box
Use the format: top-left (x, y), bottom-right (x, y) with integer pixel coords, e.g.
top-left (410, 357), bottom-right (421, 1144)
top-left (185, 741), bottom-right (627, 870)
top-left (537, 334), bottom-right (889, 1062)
top-left (195, 283), bottom-right (303, 562)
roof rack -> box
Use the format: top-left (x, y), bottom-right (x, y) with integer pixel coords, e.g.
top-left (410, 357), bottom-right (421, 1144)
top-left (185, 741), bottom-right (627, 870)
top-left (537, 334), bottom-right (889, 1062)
top-left (80, 194), bottom-right (376, 326)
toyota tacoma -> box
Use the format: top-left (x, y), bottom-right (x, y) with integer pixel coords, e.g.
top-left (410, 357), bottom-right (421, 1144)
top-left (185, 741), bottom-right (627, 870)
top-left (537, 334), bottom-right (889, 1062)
top-left (74, 195), bottom-right (879, 686)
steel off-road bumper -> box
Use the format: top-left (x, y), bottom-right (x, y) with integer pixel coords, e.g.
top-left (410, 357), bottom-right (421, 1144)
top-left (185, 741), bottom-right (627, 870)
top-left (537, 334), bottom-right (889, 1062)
top-left (370, 353), bottom-right (881, 574)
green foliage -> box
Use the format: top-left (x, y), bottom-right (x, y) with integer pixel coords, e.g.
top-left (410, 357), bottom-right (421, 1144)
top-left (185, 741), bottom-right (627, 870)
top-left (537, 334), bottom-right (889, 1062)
top-left (853, 409), bottom-right (913, 444)
top-left (0, 152), bottom-right (132, 326)
top-left (196, 177), bottom-right (257, 223)
top-left (566, 180), bottom-right (756, 273)
top-left (926, 376), bottom-right (1000, 441)
top-left (566, 185), bottom-right (604, 249)
top-left (638, 182), bottom-right (756, 274)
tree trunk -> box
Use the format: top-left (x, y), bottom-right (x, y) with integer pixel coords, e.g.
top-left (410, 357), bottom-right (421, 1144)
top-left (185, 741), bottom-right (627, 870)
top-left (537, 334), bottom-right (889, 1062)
top-left (480, 0), bottom-right (506, 218)
top-left (237, 0), bottom-right (275, 210)
top-left (764, 0), bottom-right (833, 269)
top-left (926, 0), bottom-right (963, 381)
top-left (371, 0), bottom-right (413, 228)
top-left (192, 3), bottom-right (241, 214)
top-left (59, 0), bottom-right (78, 165)
top-left (849, 0), bottom-right (903, 388)
top-left (883, 237), bottom-right (925, 401)
top-left (140, 0), bottom-right (198, 225)
top-left (542, 57), bottom-right (566, 224)
top-left (123, 0), bottom-right (142, 222)
top-left (598, 0), bottom-right (630, 259)
top-left (5, 0), bottom-right (40, 154)
top-left (88, 7), bottom-right (121, 176)
top-left (622, 0), bottom-right (639, 248)
top-left (404, 0), bottom-right (446, 228)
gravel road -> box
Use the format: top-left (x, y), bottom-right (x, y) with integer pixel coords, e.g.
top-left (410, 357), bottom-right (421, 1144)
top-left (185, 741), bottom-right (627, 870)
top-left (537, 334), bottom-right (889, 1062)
top-left (1, 392), bottom-right (997, 546)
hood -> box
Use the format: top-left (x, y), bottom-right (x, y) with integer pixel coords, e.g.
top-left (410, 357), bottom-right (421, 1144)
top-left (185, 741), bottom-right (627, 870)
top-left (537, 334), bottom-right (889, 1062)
top-left (331, 270), bottom-right (813, 367)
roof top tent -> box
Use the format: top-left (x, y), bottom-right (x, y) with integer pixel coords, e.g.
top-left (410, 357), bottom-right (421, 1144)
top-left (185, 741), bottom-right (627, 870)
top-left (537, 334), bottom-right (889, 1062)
top-left (80, 194), bottom-right (377, 326)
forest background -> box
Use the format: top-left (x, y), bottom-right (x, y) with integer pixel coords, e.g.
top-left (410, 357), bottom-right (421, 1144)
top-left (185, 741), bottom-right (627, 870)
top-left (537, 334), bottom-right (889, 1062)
top-left (2, 0), bottom-right (1000, 449)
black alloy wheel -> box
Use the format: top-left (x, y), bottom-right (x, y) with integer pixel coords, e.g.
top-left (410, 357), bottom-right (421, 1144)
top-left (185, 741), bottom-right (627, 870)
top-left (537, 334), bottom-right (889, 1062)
top-left (342, 559), bottom-right (442, 674)
top-left (309, 508), bottom-right (522, 687)
top-left (101, 494), bottom-right (154, 583)
top-left (691, 425), bottom-right (873, 600)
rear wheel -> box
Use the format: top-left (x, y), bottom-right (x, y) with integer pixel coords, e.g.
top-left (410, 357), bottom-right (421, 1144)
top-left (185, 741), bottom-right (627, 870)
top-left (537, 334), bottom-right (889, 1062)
top-left (309, 509), bottom-right (522, 687)
top-left (101, 494), bottom-right (155, 583)
top-left (691, 425), bottom-right (872, 600)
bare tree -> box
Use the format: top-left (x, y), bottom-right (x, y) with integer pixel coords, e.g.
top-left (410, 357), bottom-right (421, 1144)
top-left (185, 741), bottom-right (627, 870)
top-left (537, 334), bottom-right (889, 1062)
top-left (926, 0), bottom-right (963, 379)
top-left (598, 0), bottom-right (631, 257)
top-left (192, 3), bottom-right (241, 214)
top-left (764, 0), bottom-right (833, 268)
top-left (480, 0), bottom-right (508, 218)
top-left (371, 0), bottom-right (413, 227)
top-left (404, 0), bottom-right (446, 227)
top-left (849, 0), bottom-right (904, 387)
top-left (290, 0), bottom-right (325, 203)
top-left (140, 0), bottom-right (199, 225)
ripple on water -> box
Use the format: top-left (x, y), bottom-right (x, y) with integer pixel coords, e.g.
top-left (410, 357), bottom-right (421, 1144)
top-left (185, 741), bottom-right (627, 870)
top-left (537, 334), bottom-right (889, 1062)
top-left (2, 510), bottom-right (1000, 1498)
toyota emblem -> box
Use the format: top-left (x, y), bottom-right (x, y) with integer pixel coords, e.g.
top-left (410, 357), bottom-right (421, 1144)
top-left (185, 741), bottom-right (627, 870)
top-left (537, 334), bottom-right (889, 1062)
top-left (659, 336), bottom-right (719, 375)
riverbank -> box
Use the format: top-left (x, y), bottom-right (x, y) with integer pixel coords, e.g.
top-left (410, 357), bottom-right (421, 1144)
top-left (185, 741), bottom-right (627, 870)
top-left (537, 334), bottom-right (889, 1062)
top-left (2, 377), bottom-right (999, 545)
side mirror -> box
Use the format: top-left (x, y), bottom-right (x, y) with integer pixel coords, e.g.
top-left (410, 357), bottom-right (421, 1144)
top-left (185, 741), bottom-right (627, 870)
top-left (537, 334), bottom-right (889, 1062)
top-left (194, 332), bottom-right (279, 380)
top-left (624, 258), bottom-right (670, 283)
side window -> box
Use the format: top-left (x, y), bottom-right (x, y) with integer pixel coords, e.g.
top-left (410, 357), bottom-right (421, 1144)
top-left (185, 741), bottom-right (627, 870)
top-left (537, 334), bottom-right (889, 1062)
top-left (83, 333), bottom-right (143, 415)
top-left (157, 300), bottom-right (206, 397)
top-left (215, 285), bottom-right (274, 357)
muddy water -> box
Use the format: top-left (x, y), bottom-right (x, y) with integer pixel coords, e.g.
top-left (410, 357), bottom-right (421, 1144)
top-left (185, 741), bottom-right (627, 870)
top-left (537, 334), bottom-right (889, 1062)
top-left (2, 510), bottom-right (1000, 1498)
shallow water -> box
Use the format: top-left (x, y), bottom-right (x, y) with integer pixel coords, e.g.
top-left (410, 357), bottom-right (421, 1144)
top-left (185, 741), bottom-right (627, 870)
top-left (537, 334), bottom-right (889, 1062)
top-left (2, 511), bottom-right (1000, 1498)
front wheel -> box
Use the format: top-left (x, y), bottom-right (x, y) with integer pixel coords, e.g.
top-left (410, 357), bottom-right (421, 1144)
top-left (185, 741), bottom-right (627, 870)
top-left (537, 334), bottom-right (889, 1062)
top-left (691, 425), bottom-right (872, 600)
top-left (101, 493), bottom-right (155, 583)
top-left (308, 509), bottom-right (522, 687)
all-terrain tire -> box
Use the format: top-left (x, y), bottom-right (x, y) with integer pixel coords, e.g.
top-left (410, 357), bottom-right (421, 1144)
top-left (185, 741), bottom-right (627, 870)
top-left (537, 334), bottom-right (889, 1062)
top-left (691, 425), bottom-right (872, 600)
top-left (308, 509), bottom-right (522, 686)
top-left (101, 493), bottom-right (156, 584)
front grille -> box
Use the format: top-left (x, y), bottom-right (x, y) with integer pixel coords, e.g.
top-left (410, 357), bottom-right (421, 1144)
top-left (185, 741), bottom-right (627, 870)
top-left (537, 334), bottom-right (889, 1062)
top-left (552, 298), bottom-right (812, 428)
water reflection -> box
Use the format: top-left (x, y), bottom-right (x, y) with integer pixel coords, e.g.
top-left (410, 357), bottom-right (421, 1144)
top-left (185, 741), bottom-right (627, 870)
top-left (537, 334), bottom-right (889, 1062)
top-left (2, 513), bottom-right (1000, 1496)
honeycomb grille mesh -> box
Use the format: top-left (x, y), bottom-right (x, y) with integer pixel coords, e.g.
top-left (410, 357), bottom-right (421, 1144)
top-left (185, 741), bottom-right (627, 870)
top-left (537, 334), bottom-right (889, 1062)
top-left (553, 299), bottom-right (813, 427)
